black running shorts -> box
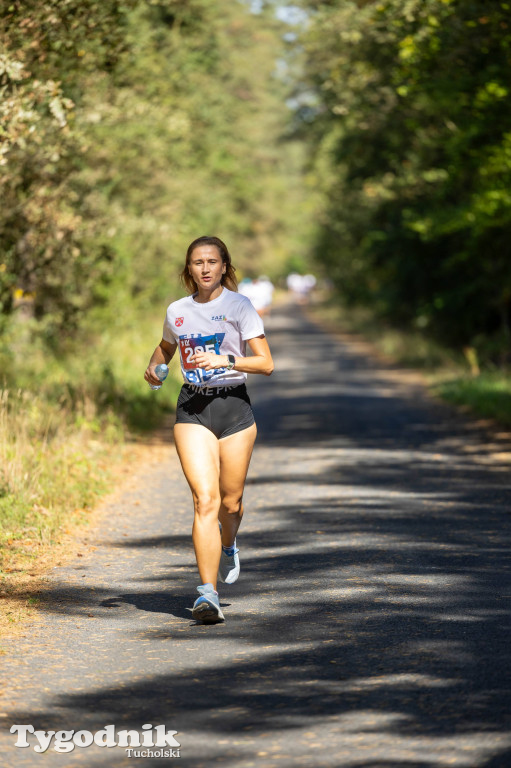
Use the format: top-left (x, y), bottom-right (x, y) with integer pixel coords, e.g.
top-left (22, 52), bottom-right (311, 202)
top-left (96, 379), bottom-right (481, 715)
top-left (175, 383), bottom-right (255, 440)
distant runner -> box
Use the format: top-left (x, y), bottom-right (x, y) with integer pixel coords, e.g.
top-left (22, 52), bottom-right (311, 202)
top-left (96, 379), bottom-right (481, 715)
top-left (144, 236), bottom-right (274, 623)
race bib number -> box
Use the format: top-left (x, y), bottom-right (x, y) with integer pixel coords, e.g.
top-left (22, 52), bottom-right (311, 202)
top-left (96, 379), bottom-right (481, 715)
top-left (178, 333), bottom-right (226, 384)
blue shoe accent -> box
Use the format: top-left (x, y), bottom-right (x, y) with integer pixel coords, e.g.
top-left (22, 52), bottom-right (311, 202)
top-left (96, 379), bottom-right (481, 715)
top-left (192, 584), bottom-right (225, 624)
top-left (218, 540), bottom-right (240, 584)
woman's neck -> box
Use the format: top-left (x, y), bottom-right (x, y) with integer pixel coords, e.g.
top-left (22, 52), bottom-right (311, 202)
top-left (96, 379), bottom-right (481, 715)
top-left (193, 285), bottom-right (224, 304)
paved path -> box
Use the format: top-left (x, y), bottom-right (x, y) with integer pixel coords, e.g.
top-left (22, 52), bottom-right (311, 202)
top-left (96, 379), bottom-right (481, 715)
top-left (1, 303), bottom-right (510, 768)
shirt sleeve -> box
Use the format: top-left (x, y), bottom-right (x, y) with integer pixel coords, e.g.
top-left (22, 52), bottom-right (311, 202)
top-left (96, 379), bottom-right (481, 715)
top-left (237, 295), bottom-right (265, 340)
top-left (162, 306), bottom-right (176, 343)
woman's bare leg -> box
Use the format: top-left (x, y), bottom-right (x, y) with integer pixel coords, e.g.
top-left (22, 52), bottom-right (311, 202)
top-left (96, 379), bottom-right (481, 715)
top-left (218, 423), bottom-right (257, 547)
top-left (173, 423), bottom-right (222, 588)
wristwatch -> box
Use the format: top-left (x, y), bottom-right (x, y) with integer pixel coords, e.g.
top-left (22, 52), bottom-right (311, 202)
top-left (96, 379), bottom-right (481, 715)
top-left (225, 354), bottom-right (236, 371)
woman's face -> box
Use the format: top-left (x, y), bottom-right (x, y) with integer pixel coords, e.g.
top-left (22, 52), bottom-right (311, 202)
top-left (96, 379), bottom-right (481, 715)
top-left (188, 245), bottom-right (226, 292)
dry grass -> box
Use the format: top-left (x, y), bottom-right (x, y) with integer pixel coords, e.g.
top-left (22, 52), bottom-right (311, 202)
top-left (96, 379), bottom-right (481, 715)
top-left (0, 423), bottom-right (174, 641)
top-left (0, 386), bottom-right (121, 639)
top-left (0, 310), bottom-right (180, 641)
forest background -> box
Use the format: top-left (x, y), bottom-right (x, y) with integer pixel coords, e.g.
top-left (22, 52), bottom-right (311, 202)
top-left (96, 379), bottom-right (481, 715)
top-left (1, 0), bottom-right (510, 594)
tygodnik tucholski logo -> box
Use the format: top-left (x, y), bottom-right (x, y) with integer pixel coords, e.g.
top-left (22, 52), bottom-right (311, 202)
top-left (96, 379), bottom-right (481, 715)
top-left (11, 723), bottom-right (181, 758)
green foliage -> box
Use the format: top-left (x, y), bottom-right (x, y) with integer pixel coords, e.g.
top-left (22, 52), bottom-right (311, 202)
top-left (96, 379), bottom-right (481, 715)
top-left (0, 0), bottom-right (137, 339)
top-left (1, 0), bottom-right (311, 341)
top-left (297, 0), bottom-right (511, 356)
top-left (433, 373), bottom-right (511, 427)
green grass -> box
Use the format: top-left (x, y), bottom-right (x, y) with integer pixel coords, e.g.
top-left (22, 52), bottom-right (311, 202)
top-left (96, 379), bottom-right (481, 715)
top-left (433, 373), bottom-right (511, 427)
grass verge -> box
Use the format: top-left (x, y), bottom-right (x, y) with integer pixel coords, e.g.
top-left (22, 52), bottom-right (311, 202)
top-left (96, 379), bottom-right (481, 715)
top-left (307, 295), bottom-right (511, 428)
top-left (0, 309), bottom-right (182, 639)
top-left (432, 373), bottom-right (511, 428)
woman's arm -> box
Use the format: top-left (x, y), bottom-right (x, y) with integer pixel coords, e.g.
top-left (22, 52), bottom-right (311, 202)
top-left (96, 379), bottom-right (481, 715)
top-left (191, 334), bottom-right (274, 376)
top-left (235, 335), bottom-right (274, 375)
top-left (144, 338), bottom-right (178, 387)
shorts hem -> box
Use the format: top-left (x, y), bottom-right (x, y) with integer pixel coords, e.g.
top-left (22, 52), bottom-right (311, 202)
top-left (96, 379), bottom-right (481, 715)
top-left (218, 416), bottom-right (256, 440)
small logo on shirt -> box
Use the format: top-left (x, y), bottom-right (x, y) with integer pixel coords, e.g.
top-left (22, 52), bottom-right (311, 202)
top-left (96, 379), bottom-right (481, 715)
top-left (211, 314), bottom-right (227, 322)
top-left (175, 317), bottom-right (184, 327)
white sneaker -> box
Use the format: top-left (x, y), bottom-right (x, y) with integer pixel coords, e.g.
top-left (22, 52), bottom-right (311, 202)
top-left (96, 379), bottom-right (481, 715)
top-left (218, 541), bottom-right (240, 584)
top-left (191, 584), bottom-right (225, 623)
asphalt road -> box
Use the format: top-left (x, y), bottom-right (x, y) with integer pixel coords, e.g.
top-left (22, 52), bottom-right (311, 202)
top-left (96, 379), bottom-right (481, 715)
top-left (1, 302), bottom-right (510, 768)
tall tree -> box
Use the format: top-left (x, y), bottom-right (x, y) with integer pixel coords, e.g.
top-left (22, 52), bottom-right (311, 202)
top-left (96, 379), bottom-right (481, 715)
top-left (0, 0), bottom-right (136, 337)
top-left (297, 0), bottom-right (511, 354)
top-left (1, 0), bottom-right (311, 341)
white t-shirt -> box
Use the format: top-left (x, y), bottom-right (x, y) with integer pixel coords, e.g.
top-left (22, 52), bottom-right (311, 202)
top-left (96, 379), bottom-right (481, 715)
top-left (162, 288), bottom-right (265, 388)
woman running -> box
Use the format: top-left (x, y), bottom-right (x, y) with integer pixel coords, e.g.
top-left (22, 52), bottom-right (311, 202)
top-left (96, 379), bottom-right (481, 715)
top-left (144, 236), bottom-right (274, 624)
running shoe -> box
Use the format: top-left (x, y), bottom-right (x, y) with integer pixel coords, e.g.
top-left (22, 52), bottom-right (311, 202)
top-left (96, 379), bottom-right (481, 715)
top-left (191, 583), bottom-right (225, 624)
top-left (218, 541), bottom-right (240, 584)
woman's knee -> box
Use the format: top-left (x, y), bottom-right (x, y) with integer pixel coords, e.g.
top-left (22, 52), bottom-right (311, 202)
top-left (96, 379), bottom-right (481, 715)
top-left (220, 493), bottom-right (243, 517)
top-left (193, 491), bottom-right (221, 518)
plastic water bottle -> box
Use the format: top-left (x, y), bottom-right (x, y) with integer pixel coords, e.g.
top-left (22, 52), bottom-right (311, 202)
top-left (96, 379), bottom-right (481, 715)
top-left (149, 363), bottom-right (169, 390)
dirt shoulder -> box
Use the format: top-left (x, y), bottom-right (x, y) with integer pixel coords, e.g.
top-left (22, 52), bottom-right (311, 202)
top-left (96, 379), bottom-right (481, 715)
top-left (0, 421), bottom-right (176, 643)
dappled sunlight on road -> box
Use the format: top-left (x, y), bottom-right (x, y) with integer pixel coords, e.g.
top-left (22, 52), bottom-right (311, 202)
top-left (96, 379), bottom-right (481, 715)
top-left (1, 304), bottom-right (510, 768)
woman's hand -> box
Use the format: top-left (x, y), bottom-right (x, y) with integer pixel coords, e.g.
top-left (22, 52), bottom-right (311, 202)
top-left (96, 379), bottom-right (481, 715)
top-left (144, 339), bottom-right (177, 385)
top-left (190, 351), bottom-right (225, 371)
top-left (144, 364), bottom-right (162, 387)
